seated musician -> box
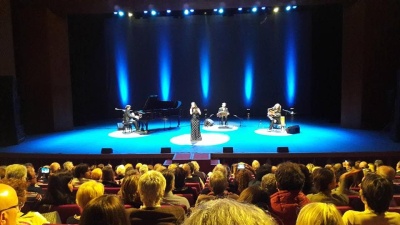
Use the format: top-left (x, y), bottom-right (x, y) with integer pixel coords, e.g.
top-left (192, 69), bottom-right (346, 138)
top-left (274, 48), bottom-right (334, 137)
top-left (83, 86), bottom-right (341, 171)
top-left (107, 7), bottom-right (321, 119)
top-left (217, 102), bottom-right (230, 125)
top-left (268, 103), bottom-right (281, 130)
top-left (123, 105), bottom-right (140, 131)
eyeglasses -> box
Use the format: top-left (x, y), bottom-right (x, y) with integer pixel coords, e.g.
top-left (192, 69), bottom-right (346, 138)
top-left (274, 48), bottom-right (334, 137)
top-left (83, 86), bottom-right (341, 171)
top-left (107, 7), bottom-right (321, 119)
top-left (0, 202), bottom-right (23, 213)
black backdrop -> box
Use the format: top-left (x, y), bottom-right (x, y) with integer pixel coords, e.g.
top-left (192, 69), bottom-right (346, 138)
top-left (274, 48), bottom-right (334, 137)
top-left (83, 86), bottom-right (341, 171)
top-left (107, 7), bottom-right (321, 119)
top-left (68, 5), bottom-right (342, 125)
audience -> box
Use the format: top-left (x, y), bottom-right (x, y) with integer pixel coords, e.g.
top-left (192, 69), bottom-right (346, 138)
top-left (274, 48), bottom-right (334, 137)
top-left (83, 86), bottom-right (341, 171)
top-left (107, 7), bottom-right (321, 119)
top-left (191, 161), bottom-right (206, 183)
top-left (72, 163), bottom-right (91, 187)
top-left (66, 180), bottom-right (105, 224)
top-left (376, 165), bottom-right (400, 194)
top-left (172, 167), bottom-right (197, 197)
top-left (342, 173), bottom-right (400, 224)
top-left (62, 161), bottom-right (74, 172)
top-left (269, 161), bottom-right (310, 225)
top-left (183, 163), bottom-right (204, 189)
top-left (183, 198), bottom-right (277, 225)
top-left (249, 163), bottom-right (272, 187)
top-left (101, 166), bottom-right (120, 187)
top-left (5, 164), bottom-right (27, 180)
top-left (261, 173), bottom-right (278, 196)
top-left (90, 168), bottom-right (102, 181)
top-left (43, 171), bottom-right (75, 205)
top-left (296, 202), bottom-right (344, 225)
top-left (80, 195), bottom-right (129, 225)
top-left (161, 169), bottom-right (190, 209)
top-left (126, 170), bottom-right (186, 225)
top-left (196, 171), bottom-right (239, 206)
top-left (307, 168), bottom-right (348, 205)
top-left (119, 174), bottom-right (142, 208)
top-left (0, 183), bottom-right (20, 225)
top-left (237, 185), bottom-right (271, 211)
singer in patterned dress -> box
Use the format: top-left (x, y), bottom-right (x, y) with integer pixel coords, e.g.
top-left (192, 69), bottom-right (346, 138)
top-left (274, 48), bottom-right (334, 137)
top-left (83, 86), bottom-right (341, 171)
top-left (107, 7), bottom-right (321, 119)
top-left (190, 102), bottom-right (202, 142)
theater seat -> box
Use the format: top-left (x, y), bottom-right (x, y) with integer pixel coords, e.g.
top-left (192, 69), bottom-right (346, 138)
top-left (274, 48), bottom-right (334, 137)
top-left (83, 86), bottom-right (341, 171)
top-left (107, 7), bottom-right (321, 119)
top-left (175, 193), bottom-right (195, 207)
top-left (336, 206), bottom-right (353, 215)
top-left (104, 187), bottom-right (121, 195)
top-left (185, 183), bottom-right (201, 195)
top-left (50, 204), bottom-right (80, 224)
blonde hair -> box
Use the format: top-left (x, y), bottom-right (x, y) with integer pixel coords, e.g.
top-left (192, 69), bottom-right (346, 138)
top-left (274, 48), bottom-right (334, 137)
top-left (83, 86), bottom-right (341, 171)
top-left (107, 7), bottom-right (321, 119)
top-left (168, 163), bottom-right (178, 171)
top-left (138, 170), bottom-right (166, 207)
top-left (115, 165), bottom-right (126, 176)
top-left (183, 198), bottom-right (277, 225)
top-left (76, 181), bottom-right (105, 209)
top-left (135, 163), bottom-right (143, 170)
top-left (139, 164), bottom-right (148, 175)
top-left (296, 202), bottom-right (344, 225)
top-left (252, 160), bottom-right (260, 170)
top-left (191, 161), bottom-right (200, 172)
top-left (91, 168), bottom-right (102, 181)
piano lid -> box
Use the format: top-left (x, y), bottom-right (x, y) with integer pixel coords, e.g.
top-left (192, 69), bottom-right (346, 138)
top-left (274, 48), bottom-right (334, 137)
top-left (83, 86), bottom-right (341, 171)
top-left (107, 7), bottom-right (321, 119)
top-left (142, 95), bottom-right (181, 110)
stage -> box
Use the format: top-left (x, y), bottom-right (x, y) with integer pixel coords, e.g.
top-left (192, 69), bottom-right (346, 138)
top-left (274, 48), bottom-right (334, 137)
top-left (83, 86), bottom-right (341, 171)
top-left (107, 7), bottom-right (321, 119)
top-left (1, 117), bottom-right (400, 168)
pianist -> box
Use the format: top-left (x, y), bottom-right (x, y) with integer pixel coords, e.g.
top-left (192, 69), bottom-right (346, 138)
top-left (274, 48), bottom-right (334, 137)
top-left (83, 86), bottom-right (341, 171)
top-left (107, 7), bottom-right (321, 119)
top-left (123, 105), bottom-right (140, 131)
top-left (217, 102), bottom-right (230, 126)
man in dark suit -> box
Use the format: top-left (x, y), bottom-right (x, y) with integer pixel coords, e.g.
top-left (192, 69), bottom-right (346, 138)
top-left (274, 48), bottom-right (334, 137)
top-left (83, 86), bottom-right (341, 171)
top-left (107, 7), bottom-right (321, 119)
top-left (217, 102), bottom-right (230, 126)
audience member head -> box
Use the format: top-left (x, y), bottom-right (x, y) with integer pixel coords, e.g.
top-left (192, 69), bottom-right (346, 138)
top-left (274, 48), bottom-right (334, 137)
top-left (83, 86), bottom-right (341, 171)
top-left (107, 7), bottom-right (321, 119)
top-left (296, 202), bottom-right (344, 225)
top-left (255, 164), bottom-right (272, 181)
top-left (120, 175), bottom-right (140, 204)
top-left (76, 181), bottom-right (104, 209)
top-left (135, 163), bottom-right (142, 171)
top-left (376, 165), bottom-right (396, 182)
top-left (0, 184), bottom-right (20, 225)
top-left (252, 160), bottom-right (260, 171)
top-left (182, 164), bottom-right (192, 176)
top-left (367, 163), bottom-right (376, 173)
top-left (361, 173), bottom-right (393, 214)
top-left (138, 170), bottom-right (166, 207)
top-left (168, 163), bottom-right (178, 171)
top-left (173, 167), bottom-right (187, 189)
top-left (139, 164), bottom-right (148, 175)
top-left (63, 161), bottom-right (74, 172)
top-left (161, 169), bottom-right (175, 193)
top-left (235, 169), bottom-right (253, 193)
top-left (0, 166), bottom-right (6, 179)
top-left (358, 161), bottom-right (368, 170)
top-left (312, 168), bottom-right (336, 193)
top-left (275, 162), bottom-right (305, 191)
top-left (5, 164), bottom-right (27, 180)
top-left (124, 168), bottom-right (139, 176)
top-left (90, 168), bottom-right (102, 181)
top-left (101, 166), bottom-right (115, 182)
top-left (26, 166), bottom-right (38, 186)
top-left (374, 159), bottom-right (384, 168)
top-left (49, 162), bottom-right (61, 175)
top-left (191, 161), bottom-right (201, 172)
top-left (298, 163), bottom-right (313, 194)
top-left (115, 165), bottom-right (125, 178)
top-left (0, 178), bottom-right (28, 210)
top-left (74, 163), bottom-right (91, 179)
top-left (396, 161), bottom-right (400, 171)
top-left (125, 163), bottom-right (133, 170)
top-left (261, 173), bottom-right (277, 195)
top-left (46, 171), bottom-right (74, 205)
top-left (209, 171), bottom-right (227, 195)
top-left (80, 195), bottom-right (129, 225)
top-left (153, 163), bottom-right (162, 171)
top-left (212, 164), bottom-right (228, 179)
top-left (237, 185), bottom-right (270, 210)
top-left (182, 198), bottom-right (277, 225)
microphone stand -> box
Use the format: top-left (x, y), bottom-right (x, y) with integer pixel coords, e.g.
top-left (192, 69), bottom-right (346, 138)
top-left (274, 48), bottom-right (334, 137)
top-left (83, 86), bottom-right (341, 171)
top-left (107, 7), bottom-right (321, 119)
top-left (233, 115), bottom-right (243, 127)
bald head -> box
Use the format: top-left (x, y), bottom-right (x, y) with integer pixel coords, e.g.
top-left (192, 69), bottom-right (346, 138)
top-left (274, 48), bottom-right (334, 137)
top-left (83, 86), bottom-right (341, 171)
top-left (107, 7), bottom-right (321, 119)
top-left (376, 165), bottom-right (396, 182)
top-left (0, 184), bottom-right (19, 225)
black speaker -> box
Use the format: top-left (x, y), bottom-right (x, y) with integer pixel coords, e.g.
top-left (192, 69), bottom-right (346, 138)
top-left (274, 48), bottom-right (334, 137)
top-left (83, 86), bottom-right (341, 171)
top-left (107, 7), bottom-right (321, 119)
top-left (223, 147), bottom-right (233, 153)
top-left (101, 148), bottom-right (113, 154)
top-left (277, 147), bottom-right (289, 153)
top-left (161, 147), bottom-right (171, 153)
top-left (286, 125), bottom-right (300, 134)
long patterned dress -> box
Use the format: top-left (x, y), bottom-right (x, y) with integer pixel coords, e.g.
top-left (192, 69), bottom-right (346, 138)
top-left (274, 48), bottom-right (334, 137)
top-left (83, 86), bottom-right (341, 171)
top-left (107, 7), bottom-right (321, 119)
top-left (190, 109), bottom-right (202, 142)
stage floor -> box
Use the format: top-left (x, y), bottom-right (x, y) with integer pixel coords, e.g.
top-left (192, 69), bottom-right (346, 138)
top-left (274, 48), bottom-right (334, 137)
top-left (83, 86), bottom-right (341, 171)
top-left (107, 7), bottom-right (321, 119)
top-left (1, 117), bottom-right (399, 156)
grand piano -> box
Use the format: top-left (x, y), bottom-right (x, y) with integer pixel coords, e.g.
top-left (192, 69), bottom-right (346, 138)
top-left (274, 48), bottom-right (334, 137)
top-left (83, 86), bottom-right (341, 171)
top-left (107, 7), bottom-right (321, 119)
top-left (135, 95), bottom-right (182, 132)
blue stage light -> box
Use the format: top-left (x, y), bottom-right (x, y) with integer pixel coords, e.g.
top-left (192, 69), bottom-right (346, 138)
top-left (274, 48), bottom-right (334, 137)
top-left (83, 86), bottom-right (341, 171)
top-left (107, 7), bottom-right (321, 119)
top-left (213, 9), bottom-right (218, 12)
top-left (184, 9), bottom-right (189, 15)
top-left (292, 6), bottom-right (297, 9)
top-left (286, 6), bottom-right (291, 11)
top-left (252, 7), bottom-right (258, 13)
top-left (159, 42), bottom-right (171, 101)
top-left (285, 20), bottom-right (297, 107)
top-left (244, 56), bottom-right (253, 107)
top-left (190, 9), bottom-right (194, 13)
top-left (238, 7), bottom-right (243, 11)
top-left (118, 11), bottom-right (124, 17)
top-left (166, 10), bottom-right (171, 14)
top-left (261, 7), bottom-right (266, 10)
top-left (200, 41), bottom-right (210, 103)
top-left (151, 10), bottom-right (157, 16)
top-left (218, 8), bottom-right (224, 14)
top-left (113, 12), bottom-right (118, 15)
top-left (144, 10), bottom-right (148, 14)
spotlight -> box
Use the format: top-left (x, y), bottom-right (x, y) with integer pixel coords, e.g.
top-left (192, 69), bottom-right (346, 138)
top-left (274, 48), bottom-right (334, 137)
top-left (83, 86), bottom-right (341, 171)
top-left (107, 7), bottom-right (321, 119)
top-left (292, 6), bottom-right (297, 9)
top-left (238, 7), bottom-right (243, 11)
top-left (118, 11), bottom-right (124, 17)
top-left (286, 6), bottom-right (291, 11)
top-left (218, 8), bottom-right (224, 14)
top-left (190, 9), bottom-right (194, 13)
top-left (184, 9), bottom-right (189, 15)
top-left (113, 11), bottom-right (118, 15)
top-left (151, 10), bottom-right (157, 16)
top-left (166, 9), bottom-right (171, 14)
top-left (273, 7), bottom-right (279, 13)
top-left (261, 7), bottom-right (266, 10)
top-left (128, 12), bottom-right (133, 17)
top-left (213, 9), bottom-right (218, 12)
top-left (144, 10), bottom-right (148, 14)
top-left (252, 7), bottom-right (257, 13)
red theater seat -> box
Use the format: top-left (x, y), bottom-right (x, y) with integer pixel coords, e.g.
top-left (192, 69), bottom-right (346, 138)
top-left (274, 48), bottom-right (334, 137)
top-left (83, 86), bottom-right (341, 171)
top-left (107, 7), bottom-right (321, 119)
top-left (50, 204), bottom-right (80, 224)
top-left (175, 193), bottom-right (195, 207)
